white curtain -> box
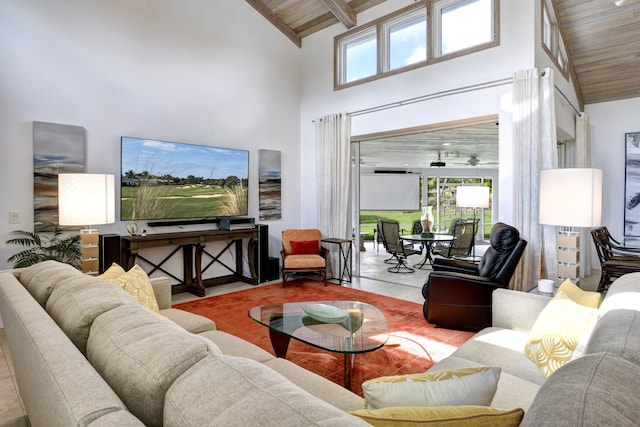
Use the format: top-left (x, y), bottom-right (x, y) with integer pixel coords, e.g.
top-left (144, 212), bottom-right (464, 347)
top-left (315, 112), bottom-right (352, 278)
top-left (575, 113), bottom-right (593, 276)
top-left (512, 68), bottom-right (558, 291)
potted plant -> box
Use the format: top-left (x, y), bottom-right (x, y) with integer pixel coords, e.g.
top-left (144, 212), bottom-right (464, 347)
top-left (5, 224), bottom-right (81, 268)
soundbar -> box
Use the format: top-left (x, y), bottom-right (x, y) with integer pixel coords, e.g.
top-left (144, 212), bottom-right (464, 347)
top-left (147, 218), bottom-right (220, 227)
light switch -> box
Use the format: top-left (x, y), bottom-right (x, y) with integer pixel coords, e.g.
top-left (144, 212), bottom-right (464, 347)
top-left (9, 210), bottom-right (20, 224)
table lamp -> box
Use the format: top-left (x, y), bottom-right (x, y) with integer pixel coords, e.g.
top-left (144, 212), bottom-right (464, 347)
top-left (58, 173), bottom-right (115, 275)
top-left (456, 185), bottom-right (490, 260)
top-left (539, 168), bottom-right (602, 284)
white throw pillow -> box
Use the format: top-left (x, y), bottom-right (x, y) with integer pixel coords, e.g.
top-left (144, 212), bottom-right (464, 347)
top-left (361, 366), bottom-right (501, 410)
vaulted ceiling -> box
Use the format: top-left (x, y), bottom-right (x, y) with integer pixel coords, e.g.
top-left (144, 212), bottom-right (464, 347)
top-left (246, 0), bottom-right (640, 106)
top-left (245, 0), bottom-right (640, 169)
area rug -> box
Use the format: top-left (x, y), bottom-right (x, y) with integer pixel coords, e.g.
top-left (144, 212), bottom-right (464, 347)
top-left (173, 280), bottom-right (474, 396)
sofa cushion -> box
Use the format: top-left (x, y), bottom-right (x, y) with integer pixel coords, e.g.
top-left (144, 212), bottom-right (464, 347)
top-left (585, 309), bottom-right (640, 366)
top-left (263, 357), bottom-right (364, 412)
top-left (19, 260), bottom-right (83, 306)
top-left (86, 410), bottom-right (145, 426)
top-left (0, 272), bottom-right (135, 427)
top-left (102, 264), bottom-right (159, 312)
top-left (199, 330), bottom-right (273, 362)
top-left (362, 367), bottom-right (501, 410)
top-left (350, 406), bottom-right (524, 427)
top-left (520, 352), bottom-right (640, 427)
top-left (163, 354), bottom-right (369, 426)
top-left (598, 272), bottom-right (640, 315)
top-left (446, 327), bottom-right (545, 385)
top-left (45, 274), bottom-right (137, 354)
top-left (524, 290), bottom-right (598, 378)
top-left (87, 304), bottom-right (219, 427)
top-left (160, 308), bottom-right (217, 334)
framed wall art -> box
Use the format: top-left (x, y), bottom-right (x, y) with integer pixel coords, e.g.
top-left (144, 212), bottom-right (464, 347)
top-left (258, 149), bottom-right (281, 220)
top-left (33, 121), bottom-right (86, 229)
top-left (624, 131), bottom-right (640, 238)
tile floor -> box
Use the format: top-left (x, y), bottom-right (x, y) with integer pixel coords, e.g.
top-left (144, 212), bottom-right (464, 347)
top-left (0, 243), bottom-right (601, 426)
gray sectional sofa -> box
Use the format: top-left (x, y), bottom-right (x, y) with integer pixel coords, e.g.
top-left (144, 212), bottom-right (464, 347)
top-left (427, 274), bottom-right (640, 425)
top-left (3, 259), bottom-right (640, 426)
top-left (0, 261), bottom-right (367, 426)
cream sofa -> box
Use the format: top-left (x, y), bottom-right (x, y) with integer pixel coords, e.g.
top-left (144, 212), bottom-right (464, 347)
top-left (427, 274), bottom-right (640, 425)
top-left (0, 261), bottom-right (367, 426)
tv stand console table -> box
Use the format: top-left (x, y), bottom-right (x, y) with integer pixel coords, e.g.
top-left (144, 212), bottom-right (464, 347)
top-left (120, 229), bottom-right (258, 297)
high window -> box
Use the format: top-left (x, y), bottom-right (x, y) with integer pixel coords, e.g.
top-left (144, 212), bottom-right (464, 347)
top-left (541, 0), bottom-right (569, 79)
top-left (335, 0), bottom-right (498, 89)
top-left (435, 0), bottom-right (494, 57)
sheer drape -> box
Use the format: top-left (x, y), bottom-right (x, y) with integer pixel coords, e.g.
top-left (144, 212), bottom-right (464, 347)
top-left (576, 113), bottom-right (593, 276)
top-left (315, 112), bottom-right (352, 277)
top-left (512, 68), bottom-right (558, 291)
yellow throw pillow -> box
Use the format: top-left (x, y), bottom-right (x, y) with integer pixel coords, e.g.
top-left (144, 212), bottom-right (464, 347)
top-left (104, 265), bottom-right (159, 313)
top-left (97, 263), bottom-right (126, 281)
top-left (362, 367), bottom-right (501, 410)
top-left (557, 279), bottom-right (602, 308)
top-left (524, 290), bottom-right (598, 378)
top-left (350, 406), bottom-right (524, 427)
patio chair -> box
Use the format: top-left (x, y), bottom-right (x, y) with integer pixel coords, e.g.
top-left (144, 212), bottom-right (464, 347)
top-left (380, 219), bottom-right (421, 273)
top-left (591, 226), bottom-right (640, 292)
top-left (432, 218), bottom-right (477, 259)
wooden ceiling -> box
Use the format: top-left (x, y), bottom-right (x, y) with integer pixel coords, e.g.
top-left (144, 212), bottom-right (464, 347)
top-left (246, 0), bottom-right (640, 106)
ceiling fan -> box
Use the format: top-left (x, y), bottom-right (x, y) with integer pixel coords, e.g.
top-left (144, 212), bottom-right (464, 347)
top-left (430, 152), bottom-right (446, 167)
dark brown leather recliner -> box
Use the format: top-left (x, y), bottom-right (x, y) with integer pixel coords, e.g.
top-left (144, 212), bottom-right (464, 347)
top-left (422, 222), bottom-right (527, 331)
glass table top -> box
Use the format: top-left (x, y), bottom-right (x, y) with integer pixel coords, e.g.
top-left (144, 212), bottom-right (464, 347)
top-left (249, 300), bottom-right (389, 354)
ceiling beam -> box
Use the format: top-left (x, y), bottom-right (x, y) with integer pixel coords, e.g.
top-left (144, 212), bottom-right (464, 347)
top-left (319, 0), bottom-right (357, 28)
top-left (244, 0), bottom-right (302, 48)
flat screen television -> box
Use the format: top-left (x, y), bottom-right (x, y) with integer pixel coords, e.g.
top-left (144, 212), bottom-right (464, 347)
top-left (120, 136), bottom-right (249, 221)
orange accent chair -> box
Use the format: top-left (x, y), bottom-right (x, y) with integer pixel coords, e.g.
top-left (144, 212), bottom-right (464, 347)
top-left (281, 229), bottom-right (328, 287)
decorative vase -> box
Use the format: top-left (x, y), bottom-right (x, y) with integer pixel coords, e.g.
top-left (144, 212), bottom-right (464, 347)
top-left (421, 206), bottom-right (435, 237)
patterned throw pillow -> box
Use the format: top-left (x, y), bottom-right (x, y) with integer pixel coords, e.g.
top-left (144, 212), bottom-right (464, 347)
top-left (98, 262), bottom-right (126, 281)
top-left (557, 278), bottom-right (602, 308)
top-left (361, 367), bottom-right (501, 410)
top-left (102, 264), bottom-right (159, 313)
top-left (524, 290), bottom-right (598, 378)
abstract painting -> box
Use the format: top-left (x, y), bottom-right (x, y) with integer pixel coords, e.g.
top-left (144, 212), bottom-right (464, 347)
top-left (258, 149), bottom-right (281, 220)
top-left (624, 131), bottom-right (640, 238)
top-left (33, 121), bottom-right (86, 229)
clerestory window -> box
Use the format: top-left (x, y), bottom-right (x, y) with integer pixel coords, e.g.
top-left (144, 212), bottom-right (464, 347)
top-left (335, 0), bottom-right (499, 90)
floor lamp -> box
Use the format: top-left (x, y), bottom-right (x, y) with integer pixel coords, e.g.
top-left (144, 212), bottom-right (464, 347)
top-left (58, 173), bottom-right (115, 275)
top-left (539, 168), bottom-right (602, 285)
top-left (456, 185), bottom-right (490, 261)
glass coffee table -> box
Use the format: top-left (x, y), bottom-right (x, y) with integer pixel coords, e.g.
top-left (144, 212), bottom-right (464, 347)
top-left (249, 300), bottom-right (389, 389)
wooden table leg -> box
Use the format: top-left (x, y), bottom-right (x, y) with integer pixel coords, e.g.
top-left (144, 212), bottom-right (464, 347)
top-left (269, 329), bottom-right (291, 358)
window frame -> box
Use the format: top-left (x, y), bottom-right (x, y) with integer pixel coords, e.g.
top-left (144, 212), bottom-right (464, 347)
top-left (334, 0), bottom-right (499, 90)
top-left (541, 0), bottom-right (569, 80)
top-left (432, 0), bottom-right (497, 59)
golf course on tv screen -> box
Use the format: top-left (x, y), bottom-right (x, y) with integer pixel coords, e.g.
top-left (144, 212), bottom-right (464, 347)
top-left (120, 137), bottom-right (249, 221)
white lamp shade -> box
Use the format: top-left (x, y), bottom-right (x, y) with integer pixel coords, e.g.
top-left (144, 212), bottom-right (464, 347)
top-left (539, 168), bottom-right (602, 227)
top-left (456, 186), bottom-right (490, 209)
top-left (58, 174), bottom-right (115, 226)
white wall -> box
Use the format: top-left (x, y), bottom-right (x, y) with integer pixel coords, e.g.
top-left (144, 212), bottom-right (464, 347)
top-left (299, 0), bottom-right (536, 229)
top-left (587, 97), bottom-right (640, 243)
top-left (0, 0), bottom-right (302, 269)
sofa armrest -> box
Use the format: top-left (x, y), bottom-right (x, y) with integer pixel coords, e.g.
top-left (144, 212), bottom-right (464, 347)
top-left (150, 277), bottom-right (172, 309)
top-left (492, 288), bottom-right (551, 332)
